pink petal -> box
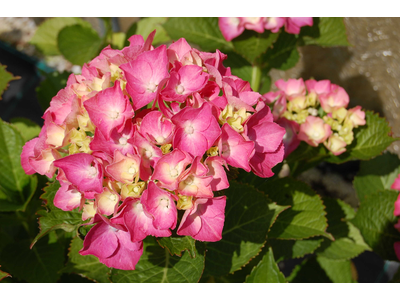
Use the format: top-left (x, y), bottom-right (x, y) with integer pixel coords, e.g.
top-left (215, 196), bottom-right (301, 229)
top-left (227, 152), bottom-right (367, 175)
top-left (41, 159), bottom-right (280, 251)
top-left (53, 153), bottom-right (103, 194)
top-left (84, 82), bottom-right (134, 140)
top-left (79, 221), bottom-right (119, 259)
top-left (54, 182), bottom-right (82, 211)
top-left (177, 196), bottom-right (226, 242)
top-left (21, 138), bottom-right (38, 175)
top-left (204, 156), bottom-right (230, 191)
top-left (142, 181), bottom-right (177, 230)
top-left (100, 230), bottom-right (143, 270)
top-left (218, 17), bottom-right (244, 41)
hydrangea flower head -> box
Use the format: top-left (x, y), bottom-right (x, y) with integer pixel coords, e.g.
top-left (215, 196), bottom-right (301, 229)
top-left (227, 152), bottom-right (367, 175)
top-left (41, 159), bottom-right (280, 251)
top-left (265, 78), bottom-right (366, 157)
top-left (218, 17), bottom-right (313, 41)
top-left (21, 31), bottom-right (285, 270)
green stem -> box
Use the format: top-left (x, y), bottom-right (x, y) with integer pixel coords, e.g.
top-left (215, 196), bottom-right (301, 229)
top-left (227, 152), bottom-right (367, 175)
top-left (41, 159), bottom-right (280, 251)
top-left (251, 65), bottom-right (262, 92)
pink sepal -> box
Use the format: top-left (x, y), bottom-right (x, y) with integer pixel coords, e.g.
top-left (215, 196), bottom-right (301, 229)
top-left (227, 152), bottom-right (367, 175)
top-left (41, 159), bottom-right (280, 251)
top-left (177, 196), bottom-right (226, 242)
top-left (142, 181), bottom-right (177, 231)
top-left (53, 153), bottom-right (104, 194)
top-left (79, 216), bottom-right (143, 270)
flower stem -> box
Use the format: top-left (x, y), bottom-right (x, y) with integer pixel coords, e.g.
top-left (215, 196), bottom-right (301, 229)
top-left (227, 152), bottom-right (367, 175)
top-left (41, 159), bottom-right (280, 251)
top-left (251, 65), bottom-right (262, 92)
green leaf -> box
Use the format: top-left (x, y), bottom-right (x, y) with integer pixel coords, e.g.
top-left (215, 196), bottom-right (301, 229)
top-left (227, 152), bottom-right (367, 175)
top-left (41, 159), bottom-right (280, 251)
top-left (124, 22), bottom-right (138, 47)
top-left (157, 236), bottom-right (196, 258)
top-left (224, 51), bottom-right (253, 84)
top-left (315, 198), bottom-right (370, 260)
top-left (269, 238), bottom-right (324, 262)
top-left (301, 17), bottom-right (350, 47)
top-left (163, 17), bottom-right (233, 52)
top-left (31, 181), bottom-right (83, 248)
top-left (0, 64), bottom-right (19, 100)
top-left (203, 181), bottom-right (288, 277)
top-left (36, 71), bottom-right (71, 111)
top-left (287, 256), bottom-right (331, 283)
top-left (0, 119), bottom-right (37, 212)
top-left (136, 17), bottom-right (170, 45)
top-left (0, 268), bottom-right (11, 281)
top-left (257, 178), bottom-right (332, 240)
top-left (232, 30), bottom-right (279, 64)
top-left (10, 118), bottom-right (41, 142)
top-left (326, 111), bottom-right (397, 163)
top-left (62, 237), bottom-right (111, 283)
top-left (317, 225), bottom-right (370, 260)
top-left (351, 190), bottom-right (400, 261)
top-left (245, 247), bottom-right (286, 283)
top-left (353, 152), bottom-right (400, 202)
top-left (316, 256), bottom-right (355, 283)
top-left (30, 17), bottom-right (89, 56)
top-left (58, 24), bottom-right (103, 66)
top-left (278, 47), bottom-right (300, 71)
top-left (261, 31), bottom-right (299, 71)
top-left (111, 32), bottom-right (126, 50)
top-left (259, 73), bottom-right (272, 94)
top-left (286, 141), bottom-right (323, 165)
top-left (0, 237), bottom-right (65, 282)
top-left (110, 236), bottom-right (205, 283)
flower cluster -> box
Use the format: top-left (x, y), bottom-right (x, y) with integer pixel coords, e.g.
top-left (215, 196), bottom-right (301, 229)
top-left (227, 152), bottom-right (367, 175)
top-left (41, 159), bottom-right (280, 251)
top-left (264, 78), bottom-right (366, 157)
top-left (21, 32), bottom-right (285, 270)
top-left (218, 17), bottom-right (313, 42)
top-left (391, 175), bottom-right (400, 261)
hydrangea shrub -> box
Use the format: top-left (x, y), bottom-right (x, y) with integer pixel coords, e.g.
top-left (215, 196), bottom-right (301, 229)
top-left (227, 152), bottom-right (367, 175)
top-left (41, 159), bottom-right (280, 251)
top-left (0, 17), bottom-right (399, 283)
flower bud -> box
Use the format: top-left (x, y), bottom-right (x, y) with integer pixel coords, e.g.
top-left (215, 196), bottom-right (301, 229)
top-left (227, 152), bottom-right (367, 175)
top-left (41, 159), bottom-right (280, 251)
top-left (346, 106), bottom-right (366, 127)
top-left (332, 107), bottom-right (348, 123)
top-left (324, 134), bottom-right (347, 155)
top-left (176, 194), bottom-right (194, 210)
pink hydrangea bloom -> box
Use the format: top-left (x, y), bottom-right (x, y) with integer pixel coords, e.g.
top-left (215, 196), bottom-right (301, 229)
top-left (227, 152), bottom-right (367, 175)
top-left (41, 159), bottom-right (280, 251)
top-left (319, 84), bottom-right (349, 113)
top-left (275, 78), bottom-right (306, 100)
top-left (20, 31), bottom-right (286, 270)
top-left (324, 135), bottom-right (347, 156)
top-left (142, 181), bottom-right (177, 231)
top-left (245, 104), bottom-right (286, 178)
top-left (218, 17), bottom-right (244, 42)
top-left (204, 156), bottom-right (229, 191)
top-left (178, 156), bottom-right (214, 198)
top-left (177, 196), bottom-right (226, 242)
top-left (162, 65), bottom-right (209, 102)
top-left (219, 123), bottom-right (254, 172)
top-left (347, 106), bottom-right (366, 127)
top-left (285, 18), bottom-right (314, 34)
top-left (152, 149), bottom-right (192, 191)
top-left (120, 45), bottom-right (168, 110)
top-left (171, 102), bottom-right (221, 157)
top-left (264, 17), bottom-right (286, 33)
top-left (79, 215), bottom-right (143, 270)
top-left (84, 81), bottom-right (134, 140)
top-left (276, 117), bottom-right (300, 158)
top-left (54, 181), bottom-right (82, 211)
top-left (116, 196), bottom-right (171, 242)
top-left (53, 153), bottom-right (104, 194)
top-left (218, 17), bottom-right (313, 41)
top-left (298, 116), bottom-right (332, 147)
top-left (267, 77), bottom-right (366, 156)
